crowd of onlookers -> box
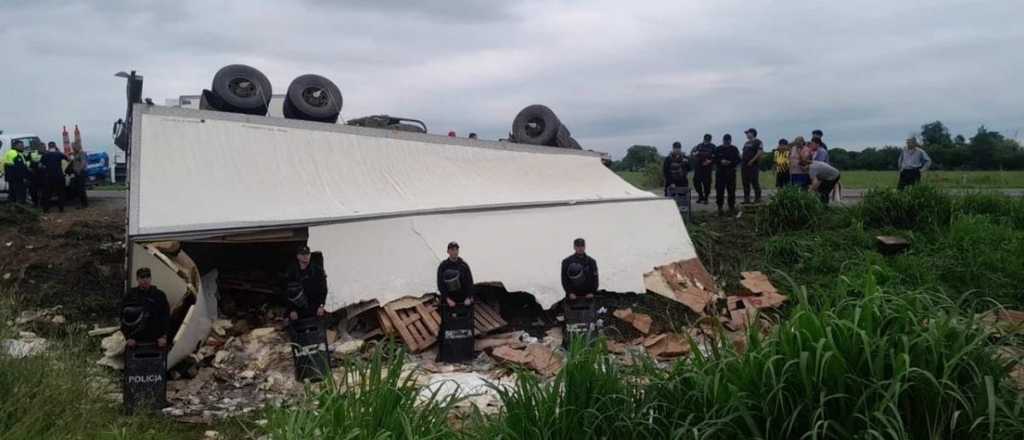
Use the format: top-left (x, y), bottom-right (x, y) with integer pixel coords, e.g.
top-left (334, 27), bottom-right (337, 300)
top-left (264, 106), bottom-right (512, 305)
top-left (662, 129), bottom-right (933, 215)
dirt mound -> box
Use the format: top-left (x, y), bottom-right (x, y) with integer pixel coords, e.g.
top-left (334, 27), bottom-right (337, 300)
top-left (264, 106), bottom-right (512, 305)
top-left (0, 203), bottom-right (126, 323)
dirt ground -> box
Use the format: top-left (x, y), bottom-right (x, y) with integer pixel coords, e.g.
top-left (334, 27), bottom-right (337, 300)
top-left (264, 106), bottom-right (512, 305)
top-left (0, 195), bottom-right (126, 323)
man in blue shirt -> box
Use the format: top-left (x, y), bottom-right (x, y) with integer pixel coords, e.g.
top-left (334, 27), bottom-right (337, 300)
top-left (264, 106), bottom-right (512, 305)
top-left (897, 138), bottom-right (932, 190)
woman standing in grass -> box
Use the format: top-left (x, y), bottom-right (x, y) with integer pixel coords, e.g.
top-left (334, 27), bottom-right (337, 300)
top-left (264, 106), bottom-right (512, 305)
top-left (789, 136), bottom-right (809, 189)
top-left (774, 138), bottom-right (791, 188)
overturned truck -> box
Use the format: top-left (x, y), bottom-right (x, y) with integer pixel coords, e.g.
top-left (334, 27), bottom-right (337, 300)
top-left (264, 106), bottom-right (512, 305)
top-left (116, 66), bottom-right (698, 368)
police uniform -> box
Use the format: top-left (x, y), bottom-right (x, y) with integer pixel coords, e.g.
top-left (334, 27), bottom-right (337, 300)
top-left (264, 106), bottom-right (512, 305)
top-left (120, 285), bottom-right (171, 344)
top-left (437, 257), bottom-right (474, 307)
top-left (6, 150), bottom-right (28, 204)
top-left (436, 255), bottom-right (474, 361)
top-left (40, 150), bottom-right (67, 212)
top-left (741, 138), bottom-right (763, 203)
top-left (690, 141), bottom-right (716, 203)
top-left (27, 150), bottom-right (44, 207)
top-left (282, 258), bottom-right (328, 319)
top-left (561, 253), bottom-right (599, 299)
top-left (714, 142), bottom-right (741, 211)
top-left (662, 151), bottom-right (690, 196)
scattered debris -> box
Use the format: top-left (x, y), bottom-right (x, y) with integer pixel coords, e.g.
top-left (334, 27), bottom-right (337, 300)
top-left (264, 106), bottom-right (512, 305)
top-left (643, 333), bottom-right (689, 359)
top-left (978, 309), bottom-right (1024, 336)
top-left (612, 308), bottom-right (653, 334)
top-left (97, 331), bottom-right (126, 370)
top-left (644, 259), bottom-right (719, 315)
top-left (377, 296), bottom-right (507, 352)
top-left (491, 343), bottom-right (564, 377)
top-left (88, 325), bottom-right (121, 337)
top-left (475, 331), bottom-right (527, 351)
top-left (418, 372), bottom-right (512, 415)
top-left (739, 271), bottom-right (776, 296)
top-left (2, 331), bottom-right (49, 358)
top-left (330, 339), bottom-right (364, 357)
top-left (15, 306), bottom-right (64, 326)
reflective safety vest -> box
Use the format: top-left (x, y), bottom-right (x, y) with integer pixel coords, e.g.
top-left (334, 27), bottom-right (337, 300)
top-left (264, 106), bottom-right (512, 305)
top-left (3, 149), bottom-right (18, 166)
top-left (774, 149), bottom-right (790, 172)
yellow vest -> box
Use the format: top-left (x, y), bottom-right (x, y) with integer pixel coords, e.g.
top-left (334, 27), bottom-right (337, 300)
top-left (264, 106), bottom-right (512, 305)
top-left (3, 149), bottom-right (18, 166)
top-left (773, 149), bottom-right (790, 171)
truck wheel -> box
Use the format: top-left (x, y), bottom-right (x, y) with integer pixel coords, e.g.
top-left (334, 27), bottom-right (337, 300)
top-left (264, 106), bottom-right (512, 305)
top-left (512, 105), bottom-right (560, 146)
top-left (283, 74), bottom-right (342, 123)
top-left (210, 65), bottom-right (272, 114)
top-left (555, 124), bottom-right (581, 149)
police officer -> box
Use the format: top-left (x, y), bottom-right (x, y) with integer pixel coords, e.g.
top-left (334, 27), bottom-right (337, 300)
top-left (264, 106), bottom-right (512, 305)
top-left (437, 241), bottom-right (474, 362)
top-left (690, 134), bottom-right (716, 204)
top-left (3, 140), bottom-right (14, 203)
top-left (741, 128), bottom-right (764, 204)
top-left (27, 144), bottom-right (45, 207)
top-left (121, 267), bottom-right (171, 349)
top-left (40, 142), bottom-right (68, 213)
top-left (714, 134), bottom-right (741, 216)
top-left (561, 238), bottom-right (598, 301)
top-left (437, 242), bottom-right (474, 309)
top-left (282, 246), bottom-right (328, 323)
top-left (662, 141), bottom-right (690, 196)
top-left (6, 141), bottom-right (29, 205)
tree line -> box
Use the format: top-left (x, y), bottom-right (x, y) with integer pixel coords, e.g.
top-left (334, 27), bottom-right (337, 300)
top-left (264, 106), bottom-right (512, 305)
top-left (613, 121), bottom-right (1024, 172)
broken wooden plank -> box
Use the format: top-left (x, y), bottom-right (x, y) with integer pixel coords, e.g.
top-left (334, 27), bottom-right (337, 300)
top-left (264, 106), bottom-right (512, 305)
top-left (414, 303), bottom-right (440, 335)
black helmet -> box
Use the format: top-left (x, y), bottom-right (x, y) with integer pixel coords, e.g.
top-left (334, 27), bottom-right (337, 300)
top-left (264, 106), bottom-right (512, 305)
top-left (442, 269), bottom-right (462, 292)
top-left (286, 281), bottom-right (307, 308)
top-left (121, 305), bottom-right (147, 336)
top-left (567, 262), bottom-right (585, 287)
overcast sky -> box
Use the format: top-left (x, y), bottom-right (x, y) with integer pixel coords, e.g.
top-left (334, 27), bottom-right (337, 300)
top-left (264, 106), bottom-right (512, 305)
top-left (1, 0), bottom-right (1021, 158)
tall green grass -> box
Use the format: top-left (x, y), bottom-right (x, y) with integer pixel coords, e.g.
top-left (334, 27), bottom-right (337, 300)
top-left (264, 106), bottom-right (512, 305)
top-left (264, 346), bottom-right (460, 439)
top-left (756, 186), bottom-right (826, 234)
top-left (0, 319), bottom-right (207, 439)
top-left (762, 187), bottom-right (1024, 310)
top-left (474, 284), bottom-right (1024, 439)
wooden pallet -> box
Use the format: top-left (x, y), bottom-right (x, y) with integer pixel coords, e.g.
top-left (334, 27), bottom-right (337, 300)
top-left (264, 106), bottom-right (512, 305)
top-left (377, 297), bottom-right (507, 352)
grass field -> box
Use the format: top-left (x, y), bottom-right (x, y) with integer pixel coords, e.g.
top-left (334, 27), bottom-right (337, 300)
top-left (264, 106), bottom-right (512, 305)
top-left (617, 169), bottom-right (1024, 190)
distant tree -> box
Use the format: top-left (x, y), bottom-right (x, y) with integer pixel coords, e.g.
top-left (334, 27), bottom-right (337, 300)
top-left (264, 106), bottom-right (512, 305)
top-left (920, 121), bottom-right (953, 147)
top-left (616, 145), bottom-right (662, 171)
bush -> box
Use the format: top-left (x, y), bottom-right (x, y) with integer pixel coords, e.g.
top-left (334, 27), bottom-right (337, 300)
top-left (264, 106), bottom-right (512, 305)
top-left (860, 185), bottom-right (953, 230)
top-left (756, 187), bottom-right (826, 233)
top-left (640, 161), bottom-right (664, 190)
top-left (956, 192), bottom-right (1024, 229)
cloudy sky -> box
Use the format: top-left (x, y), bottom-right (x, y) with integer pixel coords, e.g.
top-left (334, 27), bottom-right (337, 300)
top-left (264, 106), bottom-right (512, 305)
top-left (1, 0), bottom-right (1021, 158)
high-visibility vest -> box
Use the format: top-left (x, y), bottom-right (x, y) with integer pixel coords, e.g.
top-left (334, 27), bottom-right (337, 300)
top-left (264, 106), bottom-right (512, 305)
top-left (3, 149), bottom-right (18, 166)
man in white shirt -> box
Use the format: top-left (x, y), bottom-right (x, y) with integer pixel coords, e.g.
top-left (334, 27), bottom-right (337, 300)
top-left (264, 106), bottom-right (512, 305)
top-left (808, 160), bottom-right (841, 205)
top-left (897, 138), bottom-right (932, 190)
